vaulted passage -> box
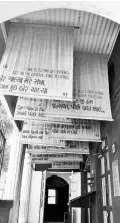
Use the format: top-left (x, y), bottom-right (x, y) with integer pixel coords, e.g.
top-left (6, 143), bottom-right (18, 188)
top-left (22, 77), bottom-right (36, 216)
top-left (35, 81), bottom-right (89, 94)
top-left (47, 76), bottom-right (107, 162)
top-left (44, 175), bottom-right (69, 222)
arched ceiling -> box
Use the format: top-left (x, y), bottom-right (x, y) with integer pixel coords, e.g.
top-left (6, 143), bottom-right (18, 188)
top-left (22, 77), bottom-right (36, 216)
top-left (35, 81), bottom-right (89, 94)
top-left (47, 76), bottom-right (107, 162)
top-left (0, 1), bottom-right (120, 24)
top-left (9, 8), bottom-right (120, 57)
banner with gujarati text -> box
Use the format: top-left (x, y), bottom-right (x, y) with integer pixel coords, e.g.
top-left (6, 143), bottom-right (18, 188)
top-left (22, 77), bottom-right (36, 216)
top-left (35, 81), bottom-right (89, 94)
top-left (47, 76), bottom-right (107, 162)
top-left (31, 153), bottom-right (83, 163)
top-left (51, 162), bottom-right (80, 169)
top-left (0, 24), bottom-right (73, 100)
top-left (50, 121), bottom-right (100, 142)
top-left (20, 121), bottom-right (66, 147)
top-left (27, 141), bottom-right (89, 154)
top-left (14, 52), bottom-right (112, 121)
top-left (21, 120), bottom-right (100, 143)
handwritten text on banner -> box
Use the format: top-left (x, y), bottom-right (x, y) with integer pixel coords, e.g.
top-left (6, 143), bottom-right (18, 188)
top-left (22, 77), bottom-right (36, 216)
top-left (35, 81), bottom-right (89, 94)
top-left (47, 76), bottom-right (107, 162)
top-left (0, 24), bottom-right (73, 100)
top-left (52, 162), bottom-right (80, 169)
top-left (50, 121), bottom-right (101, 142)
top-left (21, 120), bottom-right (100, 143)
top-left (20, 122), bottom-right (66, 147)
top-left (14, 52), bottom-right (112, 121)
top-left (28, 141), bottom-right (89, 154)
top-left (31, 153), bottom-right (83, 163)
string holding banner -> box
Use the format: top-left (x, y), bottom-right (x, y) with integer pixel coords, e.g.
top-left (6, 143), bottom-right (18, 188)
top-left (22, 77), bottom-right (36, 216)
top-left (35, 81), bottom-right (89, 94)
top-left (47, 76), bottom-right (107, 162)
top-left (14, 52), bottom-right (112, 122)
top-left (0, 24), bottom-right (74, 101)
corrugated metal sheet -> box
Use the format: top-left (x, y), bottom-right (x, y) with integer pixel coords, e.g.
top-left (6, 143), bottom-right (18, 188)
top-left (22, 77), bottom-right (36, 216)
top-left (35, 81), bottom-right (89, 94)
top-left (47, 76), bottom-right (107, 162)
top-left (10, 8), bottom-right (120, 57)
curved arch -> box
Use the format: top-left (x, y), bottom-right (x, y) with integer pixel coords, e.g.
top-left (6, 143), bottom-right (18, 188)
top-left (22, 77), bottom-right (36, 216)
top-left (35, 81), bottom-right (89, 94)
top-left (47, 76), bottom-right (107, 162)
top-left (0, 2), bottom-right (120, 24)
top-left (46, 175), bottom-right (69, 187)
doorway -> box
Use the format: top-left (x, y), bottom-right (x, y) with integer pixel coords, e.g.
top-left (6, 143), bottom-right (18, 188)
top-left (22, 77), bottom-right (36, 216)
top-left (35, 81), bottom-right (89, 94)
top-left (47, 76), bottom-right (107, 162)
top-left (44, 175), bottom-right (69, 222)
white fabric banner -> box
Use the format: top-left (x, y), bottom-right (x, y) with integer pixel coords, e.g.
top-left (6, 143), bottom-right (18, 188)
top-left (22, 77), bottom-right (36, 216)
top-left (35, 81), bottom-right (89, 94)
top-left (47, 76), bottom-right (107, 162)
top-left (51, 162), bottom-right (80, 169)
top-left (0, 24), bottom-right (73, 100)
top-left (31, 153), bottom-right (83, 163)
top-left (27, 141), bottom-right (89, 154)
top-left (20, 121), bottom-right (66, 147)
top-left (50, 121), bottom-right (101, 142)
top-left (21, 120), bottom-right (100, 143)
top-left (14, 97), bottom-right (71, 123)
top-left (14, 52), bottom-right (112, 121)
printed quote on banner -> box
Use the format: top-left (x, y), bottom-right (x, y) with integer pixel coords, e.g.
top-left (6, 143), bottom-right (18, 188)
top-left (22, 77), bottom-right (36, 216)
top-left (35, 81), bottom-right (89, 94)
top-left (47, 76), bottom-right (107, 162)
top-left (20, 120), bottom-right (101, 144)
top-left (14, 52), bottom-right (112, 121)
top-left (28, 141), bottom-right (89, 154)
top-left (0, 24), bottom-right (73, 100)
top-left (31, 153), bottom-right (83, 163)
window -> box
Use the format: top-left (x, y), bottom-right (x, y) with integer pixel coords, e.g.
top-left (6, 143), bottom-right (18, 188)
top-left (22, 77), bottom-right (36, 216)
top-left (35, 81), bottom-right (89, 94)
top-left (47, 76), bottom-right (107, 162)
top-left (48, 189), bottom-right (56, 204)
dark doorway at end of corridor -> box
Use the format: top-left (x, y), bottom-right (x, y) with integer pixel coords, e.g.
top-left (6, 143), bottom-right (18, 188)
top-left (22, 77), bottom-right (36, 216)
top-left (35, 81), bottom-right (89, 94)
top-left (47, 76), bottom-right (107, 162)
top-left (44, 175), bottom-right (69, 222)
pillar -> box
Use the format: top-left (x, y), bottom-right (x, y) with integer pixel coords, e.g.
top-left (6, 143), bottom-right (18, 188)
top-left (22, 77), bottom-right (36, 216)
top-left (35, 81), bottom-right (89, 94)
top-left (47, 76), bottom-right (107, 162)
top-left (2, 127), bottom-right (25, 223)
top-left (18, 152), bottom-right (32, 223)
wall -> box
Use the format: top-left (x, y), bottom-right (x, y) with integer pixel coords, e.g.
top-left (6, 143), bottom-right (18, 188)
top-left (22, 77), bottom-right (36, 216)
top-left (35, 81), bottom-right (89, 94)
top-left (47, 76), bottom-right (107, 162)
top-left (71, 172), bottom-right (81, 223)
top-left (28, 170), bottom-right (42, 223)
top-left (100, 30), bottom-right (120, 223)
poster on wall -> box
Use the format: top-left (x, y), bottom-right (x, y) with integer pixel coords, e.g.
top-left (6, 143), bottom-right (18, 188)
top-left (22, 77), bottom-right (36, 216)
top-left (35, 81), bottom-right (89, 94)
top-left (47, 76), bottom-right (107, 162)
top-left (51, 162), bottom-right (80, 169)
top-left (31, 153), bottom-right (83, 163)
top-left (112, 160), bottom-right (120, 197)
top-left (20, 121), bottom-right (66, 147)
top-left (27, 141), bottom-right (89, 154)
top-left (50, 120), bottom-right (101, 142)
top-left (14, 52), bottom-right (112, 122)
top-left (0, 24), bottom-right (74, 101)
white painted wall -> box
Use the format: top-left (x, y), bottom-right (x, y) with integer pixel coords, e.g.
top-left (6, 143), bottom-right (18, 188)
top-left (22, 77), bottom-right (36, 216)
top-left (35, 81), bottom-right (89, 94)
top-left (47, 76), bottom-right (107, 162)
top-left (28, 170), bottom-right (42, 223)
top-left (71, 172), bottom-right (81, 199)
top-left (70, 172), bottom-right (81, 223)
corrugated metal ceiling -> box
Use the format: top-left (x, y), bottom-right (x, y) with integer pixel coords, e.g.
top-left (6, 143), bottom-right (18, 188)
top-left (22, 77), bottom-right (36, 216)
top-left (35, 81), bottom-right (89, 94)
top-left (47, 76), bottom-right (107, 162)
top-left (10, 8), bottom-right (120, 57)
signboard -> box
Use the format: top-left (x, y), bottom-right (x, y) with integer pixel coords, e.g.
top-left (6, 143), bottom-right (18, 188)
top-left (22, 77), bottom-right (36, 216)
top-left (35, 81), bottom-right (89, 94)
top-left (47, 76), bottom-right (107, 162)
top-left (20, 121), bottom-right (66, 147)
top-left (0, 24), bottom-right (74, 101)
top-left (112, 160), bottom-right (120, 197)
top-left (14, 52), bottom-right (112, 121)
top-left (28, 141), bottom-right (89, 154)
top-left (14, 97), bottom-right (71, 123)
top-left (50, 121), bottom-right (101, 142)
top-left (31, 153), bottom-right (83, 163)
top-left (21, 120), bottom-right (100, 143)
top-left (51, 162), bottom-right (80, 169)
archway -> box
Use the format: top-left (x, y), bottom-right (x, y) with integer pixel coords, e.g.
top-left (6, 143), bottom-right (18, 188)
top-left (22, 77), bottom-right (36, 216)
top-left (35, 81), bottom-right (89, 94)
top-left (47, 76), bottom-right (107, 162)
top-left (44, 175), bottom-right (69, 222)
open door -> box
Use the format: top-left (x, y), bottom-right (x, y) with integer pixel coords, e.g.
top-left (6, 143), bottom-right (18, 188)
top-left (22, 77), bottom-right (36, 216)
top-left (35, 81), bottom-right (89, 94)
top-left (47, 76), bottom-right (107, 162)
top-left (39, 170), bottom-right (47, 223)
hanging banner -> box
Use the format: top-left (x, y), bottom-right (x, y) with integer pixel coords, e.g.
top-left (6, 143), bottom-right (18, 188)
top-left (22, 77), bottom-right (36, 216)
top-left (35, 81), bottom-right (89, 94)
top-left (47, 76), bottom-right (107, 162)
top-left (20, 121), bottom-right (66, 147)
top-left (21, 120), bottom-right (100, 143)
top-left (31, 153), bottom-right (83, 163)
top-left (72, 52), bottom-right (112, 121)
top-left (14, 97), bottom-right (71, 123)
top-left (50, 121), bottom-right (101, 142)
top-left (14, 52), bottom-right (112, 121)
top-left (0, 24), bottom-right (74, 101)
top-left (28, 141), bottom-right (89, 154)
top-left (51, 162), bottom-right (80, 169)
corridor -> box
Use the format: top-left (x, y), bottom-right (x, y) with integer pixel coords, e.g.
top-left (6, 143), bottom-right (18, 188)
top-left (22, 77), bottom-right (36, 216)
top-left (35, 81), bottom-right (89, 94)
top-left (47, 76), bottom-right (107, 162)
top-left (0, 2), bottom-right (120, 223)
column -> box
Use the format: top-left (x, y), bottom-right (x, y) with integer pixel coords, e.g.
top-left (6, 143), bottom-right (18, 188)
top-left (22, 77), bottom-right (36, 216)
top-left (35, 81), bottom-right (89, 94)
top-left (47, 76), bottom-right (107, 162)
top-left (18, 152), bottom-right (32, 223)
top-left (3, 127), bottom-right (25, 223)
